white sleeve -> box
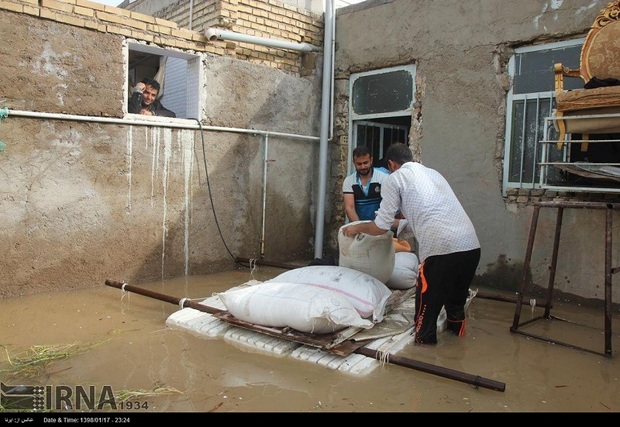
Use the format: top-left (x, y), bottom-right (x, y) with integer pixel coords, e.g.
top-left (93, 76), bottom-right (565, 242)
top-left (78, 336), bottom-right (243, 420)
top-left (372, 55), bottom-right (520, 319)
top-left (374, 175), bottom-right (400, 231)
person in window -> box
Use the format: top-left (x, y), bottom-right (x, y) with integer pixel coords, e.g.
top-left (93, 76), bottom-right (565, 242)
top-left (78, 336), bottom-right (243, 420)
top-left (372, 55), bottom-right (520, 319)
top-left (341, 143), bottom-right (481, 345)
top-left (128, 77), bottom-right (176, 118)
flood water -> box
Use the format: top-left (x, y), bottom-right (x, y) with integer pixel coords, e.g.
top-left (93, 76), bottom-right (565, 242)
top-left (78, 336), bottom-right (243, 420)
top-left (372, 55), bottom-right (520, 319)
top-left (1, 265), bottom-right (619, 415)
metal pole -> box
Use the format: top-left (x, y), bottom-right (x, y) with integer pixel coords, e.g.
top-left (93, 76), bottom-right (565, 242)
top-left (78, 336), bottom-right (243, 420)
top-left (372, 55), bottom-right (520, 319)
top-left (605, 206), bottom-right (613, 356)
top-left (314, 0), bottom-right (335, 259)
top-left (260, 134), bottom-right (269, 258)
top-left (8, 109), bottom-right (320, 140)
top-left (544, 207), bottom-right (563, 318)
top-left (512, 205), bottom-right (540, 330)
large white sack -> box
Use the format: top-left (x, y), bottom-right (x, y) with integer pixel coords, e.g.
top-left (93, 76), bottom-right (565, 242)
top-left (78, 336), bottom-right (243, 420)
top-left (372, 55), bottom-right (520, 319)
top-left (218, 281), bottom-right (374, 334)
top-left (269, 265), bottom-right (392, 322)
top-left (338, 221), bottom-right (395, 284)
top-left (386, 252), bottom-right (420, 290)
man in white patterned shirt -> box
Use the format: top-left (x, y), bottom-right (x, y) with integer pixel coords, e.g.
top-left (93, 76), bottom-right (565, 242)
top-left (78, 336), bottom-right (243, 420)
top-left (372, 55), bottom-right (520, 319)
top-left (342, 143), bottom-right (480, 345)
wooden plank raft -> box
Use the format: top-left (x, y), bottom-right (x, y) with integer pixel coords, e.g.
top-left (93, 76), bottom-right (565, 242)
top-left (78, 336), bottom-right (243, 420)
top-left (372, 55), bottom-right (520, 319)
top-left (104, 279), bottom-right (506, 392)
top-left (212, 312), bottom-right (368, 357)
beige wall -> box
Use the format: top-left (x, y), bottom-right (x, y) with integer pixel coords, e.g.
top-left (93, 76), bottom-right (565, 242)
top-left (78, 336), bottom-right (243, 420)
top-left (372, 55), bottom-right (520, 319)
top-left (330, 0), bottom-right (620, 306)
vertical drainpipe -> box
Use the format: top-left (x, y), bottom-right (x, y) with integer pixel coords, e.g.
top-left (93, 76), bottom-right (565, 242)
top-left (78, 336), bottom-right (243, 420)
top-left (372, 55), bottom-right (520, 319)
top-left (188, 0), bottom-right (194, 30)
top-left (329, 0), bottom-right (336, 142)
top-left (314, 0), bottom-right (335, 259)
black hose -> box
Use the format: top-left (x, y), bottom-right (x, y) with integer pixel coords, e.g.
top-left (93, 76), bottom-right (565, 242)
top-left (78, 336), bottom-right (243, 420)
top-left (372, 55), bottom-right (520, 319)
top-left (193, 118), bottom-right (251, 268)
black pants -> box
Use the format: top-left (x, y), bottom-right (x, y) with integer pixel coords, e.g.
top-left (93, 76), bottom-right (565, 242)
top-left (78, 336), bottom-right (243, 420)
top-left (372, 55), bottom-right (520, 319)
top-left (414, 248), bottom-right (481, 344)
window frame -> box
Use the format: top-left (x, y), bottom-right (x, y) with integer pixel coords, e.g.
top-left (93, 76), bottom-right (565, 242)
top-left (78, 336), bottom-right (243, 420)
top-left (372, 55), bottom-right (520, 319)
top-left (125, 40), bottom-right (203, 121)
top-left (348, 64), bottom-right (416, 174)
top-left (502, 38), bottom-right (584, 196)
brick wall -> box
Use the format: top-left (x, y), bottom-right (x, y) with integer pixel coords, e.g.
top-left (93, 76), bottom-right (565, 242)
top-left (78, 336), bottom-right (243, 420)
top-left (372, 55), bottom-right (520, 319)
top-left (126, 0), bottom-right (325, 73)
top-left (150, 0), bottom-right (325, 73)
top-left (0, 0), bottom-right (324, 73)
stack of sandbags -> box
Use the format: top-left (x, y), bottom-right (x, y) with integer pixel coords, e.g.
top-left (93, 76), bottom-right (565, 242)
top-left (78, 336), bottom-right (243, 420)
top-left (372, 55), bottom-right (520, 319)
top-left (387, 252), bottom-right (420, 290)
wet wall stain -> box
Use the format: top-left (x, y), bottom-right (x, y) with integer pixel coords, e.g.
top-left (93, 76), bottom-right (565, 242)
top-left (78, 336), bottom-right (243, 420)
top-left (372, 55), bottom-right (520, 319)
top-left (475, 254), bottom-right (533, 294)
top-left (475, 253), bottom-right (620, 311)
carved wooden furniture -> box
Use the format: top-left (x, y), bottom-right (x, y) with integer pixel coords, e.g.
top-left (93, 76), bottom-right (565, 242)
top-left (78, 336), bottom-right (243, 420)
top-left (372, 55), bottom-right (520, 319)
top-left (553, 1), bottom-right (620, 151)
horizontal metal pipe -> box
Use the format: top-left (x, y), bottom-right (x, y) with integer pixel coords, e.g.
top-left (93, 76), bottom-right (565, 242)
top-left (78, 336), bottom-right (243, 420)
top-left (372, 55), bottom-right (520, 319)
top-left (7, 109), bottom-right (320, 141)
top-left (235, 257), bottom-right (303, 270)
top-left (105, 279), bottom-right (224, 314)
top-left (356, 347), bottom-right (506, 392)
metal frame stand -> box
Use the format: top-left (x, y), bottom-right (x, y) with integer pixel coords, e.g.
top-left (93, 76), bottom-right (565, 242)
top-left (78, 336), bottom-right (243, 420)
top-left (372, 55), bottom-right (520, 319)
top-left (510, 201), bottom-right (616, 357)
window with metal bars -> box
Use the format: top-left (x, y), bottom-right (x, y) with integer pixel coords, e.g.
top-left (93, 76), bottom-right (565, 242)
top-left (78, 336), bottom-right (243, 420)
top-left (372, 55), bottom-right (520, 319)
top-left (348, 65), bottom-right (415, 173)
top-left (503, 39), bottom-right (584, 195)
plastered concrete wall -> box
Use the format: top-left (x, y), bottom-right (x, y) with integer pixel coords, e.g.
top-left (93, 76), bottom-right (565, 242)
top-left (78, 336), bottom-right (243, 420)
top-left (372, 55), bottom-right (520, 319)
top-left (330, 0), bottom-right (620, 306)
top-left (0, 4), bottom-right (321, 297)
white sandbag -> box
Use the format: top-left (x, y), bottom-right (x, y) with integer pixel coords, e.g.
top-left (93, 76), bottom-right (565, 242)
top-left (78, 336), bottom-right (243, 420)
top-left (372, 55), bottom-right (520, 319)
top-left (338, 221), bottom-right (395, 284)
top-left (269, 265), bottom-right (392, 322)
top-left (386, 252), bottom-right (420, 290)
top-left (218, 281), bottom-right (374, 334)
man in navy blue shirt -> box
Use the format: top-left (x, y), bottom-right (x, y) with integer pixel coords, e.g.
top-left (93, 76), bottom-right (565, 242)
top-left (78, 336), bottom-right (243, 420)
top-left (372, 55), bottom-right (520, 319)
top-left (342, 145), bottom-right (389, 222)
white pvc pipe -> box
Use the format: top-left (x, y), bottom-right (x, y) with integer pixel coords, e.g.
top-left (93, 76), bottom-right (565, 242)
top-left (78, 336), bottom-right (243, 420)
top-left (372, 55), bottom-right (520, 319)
top-left (204, 28), bottom-right (321, 52)
top-left (7, 109), bottom-right (319, 141)
top-left (313, 0), bottom-right (335, 259)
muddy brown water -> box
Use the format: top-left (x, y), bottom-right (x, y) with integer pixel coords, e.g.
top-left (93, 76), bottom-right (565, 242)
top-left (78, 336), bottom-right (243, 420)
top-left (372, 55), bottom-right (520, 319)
top-left (1, 265), bottom-right (619, 414)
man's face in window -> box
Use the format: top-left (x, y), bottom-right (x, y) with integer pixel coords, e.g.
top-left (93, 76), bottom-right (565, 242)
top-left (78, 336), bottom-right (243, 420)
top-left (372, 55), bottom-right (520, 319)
top-left (142, 85), bottom-right (159, 107)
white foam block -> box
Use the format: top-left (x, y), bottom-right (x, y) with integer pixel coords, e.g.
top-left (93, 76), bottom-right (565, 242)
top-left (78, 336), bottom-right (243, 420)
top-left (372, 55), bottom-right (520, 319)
top-left (166, 308), bottom-right (233, 337)
top-left (223, 328), bottom-right (300, 355)
top-left (164, 289), bottom-right (474, 376)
